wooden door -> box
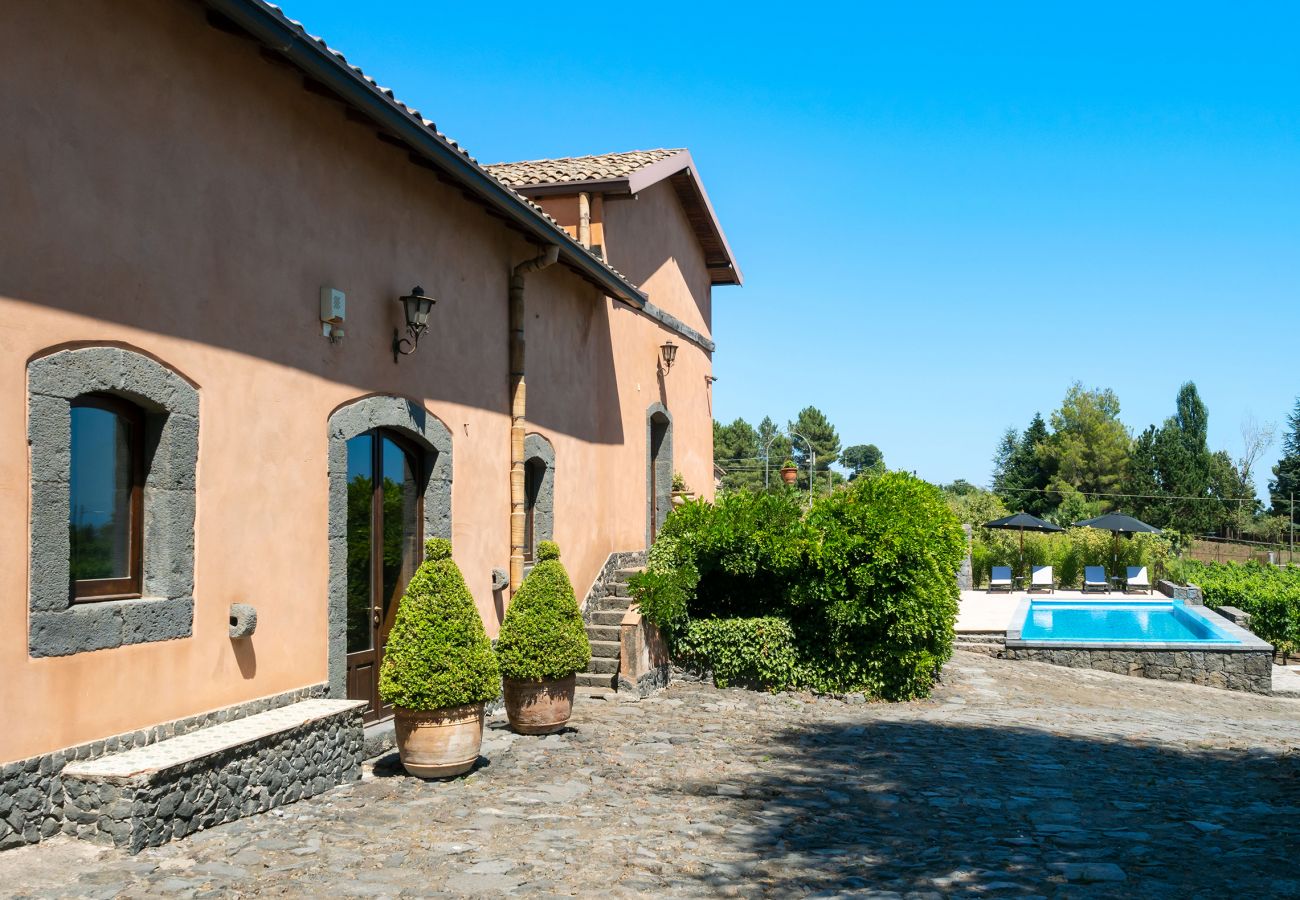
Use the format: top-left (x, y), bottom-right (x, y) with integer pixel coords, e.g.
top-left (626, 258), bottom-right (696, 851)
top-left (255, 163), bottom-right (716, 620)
top-left (345, 431), bottom-right (422, 723)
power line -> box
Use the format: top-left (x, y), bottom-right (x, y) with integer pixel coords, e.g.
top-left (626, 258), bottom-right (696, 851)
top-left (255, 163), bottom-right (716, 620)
top-left (995, 485), bottom-right (1258, 504)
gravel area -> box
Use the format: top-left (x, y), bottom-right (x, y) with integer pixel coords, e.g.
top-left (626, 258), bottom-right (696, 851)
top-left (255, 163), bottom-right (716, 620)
top-left (3, 651), bottom-right (1299, 898)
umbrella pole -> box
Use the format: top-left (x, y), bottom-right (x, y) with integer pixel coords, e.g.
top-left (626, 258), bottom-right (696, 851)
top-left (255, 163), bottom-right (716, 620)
top-left (1019, 529), bottom-right (1025, 582)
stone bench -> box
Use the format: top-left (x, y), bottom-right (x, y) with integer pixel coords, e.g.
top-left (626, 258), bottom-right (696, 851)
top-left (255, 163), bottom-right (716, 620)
top-left (61, 699), bottom-right (365, 853)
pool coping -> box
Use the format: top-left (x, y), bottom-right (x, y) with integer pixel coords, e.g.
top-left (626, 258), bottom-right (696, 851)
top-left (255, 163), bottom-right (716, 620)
top-left (1004, 598), bottom-right (1274, 653)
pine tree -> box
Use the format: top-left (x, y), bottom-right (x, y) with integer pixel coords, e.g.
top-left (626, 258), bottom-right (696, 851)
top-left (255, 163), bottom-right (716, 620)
top-left (713, 418), bottom-right (763, 492)
top-left (993, 413), bottom-right (1053, 516)
top-left (1270, 397), bottom-right (1300, 525)
top-left (789, 406), bottom-right (841, 491)
top-left (842, 444), bottom-right (883, 480)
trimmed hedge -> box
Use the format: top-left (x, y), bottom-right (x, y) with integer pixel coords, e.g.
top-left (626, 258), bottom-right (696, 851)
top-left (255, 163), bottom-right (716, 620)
top-left (1171, 559), bottom-right (1300, 654)
top-left (378, 538), bottom-right (500, 710)
top-left (674, 617), bottom-right (800, 690)
top-left (495, 541), bottom-right (592, 680)
top-left (634, 472), bottom-right (965, 700)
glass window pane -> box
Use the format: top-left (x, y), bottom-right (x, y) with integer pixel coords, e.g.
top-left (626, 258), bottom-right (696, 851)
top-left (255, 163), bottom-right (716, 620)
top-left (69, 406), bottom-right (132, 581)
top-left (346, 434), bottom-right (373, 653)
top-left (380, 437), bottom-right (420, 625)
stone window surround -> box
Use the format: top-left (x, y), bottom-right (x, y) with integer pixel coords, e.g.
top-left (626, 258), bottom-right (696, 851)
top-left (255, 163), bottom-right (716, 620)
top-left (646, 402), bottom-right (673, 546)
top-left (523, 432), bottom-right (555, 552)
top-left (27, 346), bottom-right (199, 658)
top-left (326, 395), bottom-right (452, 699)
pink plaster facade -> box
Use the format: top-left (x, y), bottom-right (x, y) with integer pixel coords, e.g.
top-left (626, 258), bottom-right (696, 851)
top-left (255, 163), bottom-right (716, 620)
top-left (0, 0), bottom-right (730, 763)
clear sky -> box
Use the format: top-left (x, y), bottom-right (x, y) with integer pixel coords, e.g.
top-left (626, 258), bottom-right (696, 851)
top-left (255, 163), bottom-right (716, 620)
top-left (278, 1), bottom-right (1298, 499)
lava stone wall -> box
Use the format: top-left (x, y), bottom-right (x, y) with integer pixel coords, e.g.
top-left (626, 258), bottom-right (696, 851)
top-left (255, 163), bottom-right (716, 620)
top-left (0, 685), bottom-right (323, 851)
top-left (1002, 647), bottom-right (1272, 694)
top-left (63, 709), bottom-right (362, 854)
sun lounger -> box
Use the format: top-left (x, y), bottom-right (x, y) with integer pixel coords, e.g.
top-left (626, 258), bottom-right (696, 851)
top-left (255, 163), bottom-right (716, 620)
top-left (1082, 566), bottom-right (1110, 593)
top-left (988, 566), bottom-right (1013, 593)
top-left (1125, 566), bottom-right (1151, 594)
top-left (1029, 565), bottom-right (1054, 594)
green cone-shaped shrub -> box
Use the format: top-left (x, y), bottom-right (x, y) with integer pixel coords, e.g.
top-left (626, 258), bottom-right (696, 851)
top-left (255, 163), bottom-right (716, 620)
top-left (496, 541), bottom-right (592, 680)
top-left (379, 538), bottom-right (500, 710)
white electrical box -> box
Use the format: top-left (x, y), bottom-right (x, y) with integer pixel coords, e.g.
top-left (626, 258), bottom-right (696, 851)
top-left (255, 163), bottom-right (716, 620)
top-left (320, 287), bottom-right (346, 324)
top-left (320, 287), bottom-right (346, 339)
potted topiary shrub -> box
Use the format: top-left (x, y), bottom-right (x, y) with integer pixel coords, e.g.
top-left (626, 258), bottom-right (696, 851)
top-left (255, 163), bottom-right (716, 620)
top-left (780, 459), bottom-right (798, 485)
top-left (378, 538), bottom-right (500, 778)
top-left (671, 471), bottom-right (694, 507)
top-left (495, 541), bottom-right (591, 734)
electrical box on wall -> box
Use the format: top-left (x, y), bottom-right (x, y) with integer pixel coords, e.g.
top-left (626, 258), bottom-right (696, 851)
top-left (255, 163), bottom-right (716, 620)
top-left (320, 287), bottom-right (345, 341)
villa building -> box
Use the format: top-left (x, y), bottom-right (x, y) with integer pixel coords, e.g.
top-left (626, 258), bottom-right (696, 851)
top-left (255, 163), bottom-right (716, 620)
top-left (0, 0), bottom-right (739, 849)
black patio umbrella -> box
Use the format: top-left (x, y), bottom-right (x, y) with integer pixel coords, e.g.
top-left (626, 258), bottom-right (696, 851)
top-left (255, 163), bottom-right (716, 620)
top-left (1073, 513), bottom-right (1161, 574)
top-left (984, 512), bottom-right (1065, 573)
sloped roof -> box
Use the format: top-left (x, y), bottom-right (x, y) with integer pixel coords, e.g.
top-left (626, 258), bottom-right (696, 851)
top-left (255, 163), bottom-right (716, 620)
top-left (487, 150), bottom-right (742, 287)
top-left (486, 150), bottom-right (684, 188)
top-left (198, 0), bottom-right (646, 305)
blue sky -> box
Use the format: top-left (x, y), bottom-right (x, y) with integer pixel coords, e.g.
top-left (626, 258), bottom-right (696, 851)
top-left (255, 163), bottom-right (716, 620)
top-left (279, 1), bottom-right (1299, 499)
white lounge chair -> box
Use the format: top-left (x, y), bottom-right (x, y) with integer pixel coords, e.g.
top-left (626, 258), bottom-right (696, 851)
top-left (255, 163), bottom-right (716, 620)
top-left (988, 566), bottom-right (1013, 593)
top-left (1126, 566), bottom-right (1152, 594)
top-left (1029, 565), bottom-right (1054, 594)
top-left (1083, 566), bottom-right (1110, 593)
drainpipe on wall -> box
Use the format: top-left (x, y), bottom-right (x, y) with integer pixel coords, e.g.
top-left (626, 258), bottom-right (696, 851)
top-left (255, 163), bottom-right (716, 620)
top-left (509, 243), bottom-right (560, 593)
top-left (578, 192), bottom-right (592, 249)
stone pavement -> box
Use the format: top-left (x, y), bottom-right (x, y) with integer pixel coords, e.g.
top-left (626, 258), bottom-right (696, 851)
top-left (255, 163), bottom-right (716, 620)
top-left (3, 652), bottom-right (1300, 898)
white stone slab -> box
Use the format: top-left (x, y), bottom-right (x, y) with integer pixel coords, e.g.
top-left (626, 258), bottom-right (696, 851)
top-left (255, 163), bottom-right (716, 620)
top-left (63, 699), bottom-right (366, 779)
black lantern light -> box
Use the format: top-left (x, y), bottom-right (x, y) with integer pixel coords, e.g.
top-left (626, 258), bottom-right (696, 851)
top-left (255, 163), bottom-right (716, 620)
top-left (393, 285), bottom-right (436, 362)
top-left (660, 339), bottom-right (678, 374)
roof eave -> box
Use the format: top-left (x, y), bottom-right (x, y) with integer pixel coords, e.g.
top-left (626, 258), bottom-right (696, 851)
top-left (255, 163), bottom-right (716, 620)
top-left (200, 0), bottom-right (646, 307)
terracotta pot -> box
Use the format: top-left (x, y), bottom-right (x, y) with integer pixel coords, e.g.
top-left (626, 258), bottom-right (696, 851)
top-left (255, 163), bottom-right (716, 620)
top-left (503, 674), bottom-right (576, 735)
top-left (780, 466), bottom-right (798, 485)
top-left (393, 703), bottom-right (484, 778)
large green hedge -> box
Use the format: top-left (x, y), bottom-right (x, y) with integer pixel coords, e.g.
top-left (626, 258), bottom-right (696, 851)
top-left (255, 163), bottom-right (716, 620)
top-left (378, 538), bottom-right (500, 710)
top-left (495, 541), bottom-right (592, 680)
top-left (1171, 560), bottom-right (1300, 654)
top-left (674, 617), bottom-right (800, 690)
top-left (633, 472), bottom-right (965, 700)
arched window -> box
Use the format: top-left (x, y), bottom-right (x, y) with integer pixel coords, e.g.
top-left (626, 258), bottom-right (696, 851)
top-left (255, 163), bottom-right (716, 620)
top-left (69, 394), bottom-right (144, 601)
top-left (522, 433), bottom-right (555, 562)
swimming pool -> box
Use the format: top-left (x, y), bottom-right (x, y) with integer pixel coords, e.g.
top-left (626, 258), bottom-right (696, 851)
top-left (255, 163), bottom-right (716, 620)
top-left (1017, 599), bottom-right (1240, 644)
top-left (1002, 596), bottom-right (1273, 693)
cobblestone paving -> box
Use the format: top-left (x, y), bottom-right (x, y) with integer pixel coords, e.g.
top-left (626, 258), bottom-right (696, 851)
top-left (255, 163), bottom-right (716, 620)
top-left (4, 652), bottom-right (1300, 898)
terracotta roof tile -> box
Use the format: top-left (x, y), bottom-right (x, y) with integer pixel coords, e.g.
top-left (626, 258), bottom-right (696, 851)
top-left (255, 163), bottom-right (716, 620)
top-left (485, 150), bottom-right (686, 187)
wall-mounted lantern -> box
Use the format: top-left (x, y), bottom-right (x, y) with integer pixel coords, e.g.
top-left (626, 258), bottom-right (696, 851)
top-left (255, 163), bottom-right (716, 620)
top-left (393, 285), bottom-right (436, 363)
top-left (659, 339), bottom-right (678, 374)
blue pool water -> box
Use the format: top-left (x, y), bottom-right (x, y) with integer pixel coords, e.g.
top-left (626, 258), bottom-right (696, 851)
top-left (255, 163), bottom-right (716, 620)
top-left (1018, 599), bottom-right (1240, 644)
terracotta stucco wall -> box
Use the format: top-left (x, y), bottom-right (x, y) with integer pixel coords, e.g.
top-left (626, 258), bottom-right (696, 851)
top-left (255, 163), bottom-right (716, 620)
top-left (0, 0), bottom-right (715, 762)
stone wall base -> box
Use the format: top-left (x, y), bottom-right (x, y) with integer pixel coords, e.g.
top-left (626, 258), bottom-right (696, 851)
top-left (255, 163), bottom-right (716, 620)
top-left (0, 684), bottom-right (325, 852)
top-left (1002, 647), bottom-right (1272, 694)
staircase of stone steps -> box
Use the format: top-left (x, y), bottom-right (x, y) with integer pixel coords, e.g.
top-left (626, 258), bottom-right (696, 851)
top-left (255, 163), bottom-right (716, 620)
top-left (954, 630), bottom-right (1007, 657)
top-left (577, 566), bottom-right (643, 689)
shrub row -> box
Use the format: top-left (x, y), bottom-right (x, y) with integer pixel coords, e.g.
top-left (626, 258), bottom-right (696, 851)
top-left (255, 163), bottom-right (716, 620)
top-left (1169, 559), bottom-right (1300, 654)
top-left (632, 472), bottom-right (966, 700)
top-left (970, 528), bottom-right (1174, 589)
top-left (380, 539), bottom-right (590, 711)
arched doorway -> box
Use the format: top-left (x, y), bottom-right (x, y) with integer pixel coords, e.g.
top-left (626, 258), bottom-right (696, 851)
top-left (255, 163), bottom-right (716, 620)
top-left (647, 403), bottom-right (673, 545)
top-left (326, 396), bottom-right (452, 721)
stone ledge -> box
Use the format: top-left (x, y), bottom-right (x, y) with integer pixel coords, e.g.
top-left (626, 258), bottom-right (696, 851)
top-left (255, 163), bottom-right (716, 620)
top-left (65, 700), bottom-right (365, 780)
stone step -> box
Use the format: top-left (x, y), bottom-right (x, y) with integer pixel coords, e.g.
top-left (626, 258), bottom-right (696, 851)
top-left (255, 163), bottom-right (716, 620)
top-left (955, 630), bottom-right (1006, 643)
top-left (594, 596), bottom-right (634, 613)
top-left (614, 567), bottom-right (645, 580)
top-left (612, 583), bottom-right (633, 598)
top-left (576, 672), bottom-right (615, 689)
top-left (585, 657), bottom-right (619, 675)
top-left (61, 699), bottom-right (365, 853)
top-left (590, 640), bottom-right (621, 660)
top-left (588, 610), bottom-right (626, 627)
top-left (585, 625), bottom-right (620, 643)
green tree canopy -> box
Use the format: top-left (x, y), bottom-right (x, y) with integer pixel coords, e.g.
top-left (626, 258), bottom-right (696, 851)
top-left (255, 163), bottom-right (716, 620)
top-left (1043, 383), bottom-right (1131, 506)
top-left (841, 444), bottom-right (883, 480)
top-left (992, 413), bottom-right (1053, 517)
top-left (789, 406), bottom-right (841, 490)
top-left (713, 418), bottom-right (763, 492)
top-left (1270, 397), bottom-right (1300, 524)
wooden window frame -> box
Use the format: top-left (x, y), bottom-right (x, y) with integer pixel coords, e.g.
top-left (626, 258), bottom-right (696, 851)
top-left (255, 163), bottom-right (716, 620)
top-left (70, 393), bottom-right (144, 602)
